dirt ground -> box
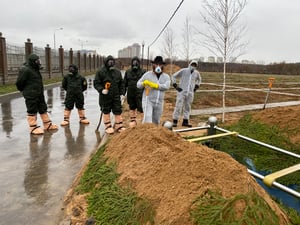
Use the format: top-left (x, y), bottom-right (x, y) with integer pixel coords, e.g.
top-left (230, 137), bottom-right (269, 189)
top-left (62, 107), bottom-right (300, 225)
top-left (61, 67), bottom-right (300, 225)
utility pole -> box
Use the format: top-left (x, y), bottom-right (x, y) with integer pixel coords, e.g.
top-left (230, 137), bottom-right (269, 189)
top-left (53, 27), bottom-right (63, 51)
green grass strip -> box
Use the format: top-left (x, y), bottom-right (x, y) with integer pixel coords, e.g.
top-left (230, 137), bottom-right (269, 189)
top-left (76, 144), bottom-right (155, 225)
top-left (190, 189), bottom-right (280, 225)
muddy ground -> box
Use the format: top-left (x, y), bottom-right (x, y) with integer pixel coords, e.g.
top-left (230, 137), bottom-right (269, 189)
top-left (61, 67), bottom-right (300, 224)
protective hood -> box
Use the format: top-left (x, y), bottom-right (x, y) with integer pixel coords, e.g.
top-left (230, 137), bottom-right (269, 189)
top-left (131, 56), bottom-right (140, 65)
top-left (104, 55), bottom-right (115, 68)
top-left (131, 56), bottom-right (140, 70)
top-left (69, 64), bottom-right (78, 74)
top-left (27, 54), bottom-right (40, 68)
top-left (189, 60), bottom-right (198, 67)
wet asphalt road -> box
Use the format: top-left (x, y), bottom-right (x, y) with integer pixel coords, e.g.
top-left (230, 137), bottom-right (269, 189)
top-left (0, 77), bottom-right (105, 225)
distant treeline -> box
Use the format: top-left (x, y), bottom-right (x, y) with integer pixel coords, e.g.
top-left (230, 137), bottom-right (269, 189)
top-left (117, 57), bottom-right (300, 75)
top-left (174, 60), bottom-right (300, 75)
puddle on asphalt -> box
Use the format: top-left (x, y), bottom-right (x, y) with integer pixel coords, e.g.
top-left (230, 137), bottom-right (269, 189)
top-left (0, 84), bottom-right (103, 225)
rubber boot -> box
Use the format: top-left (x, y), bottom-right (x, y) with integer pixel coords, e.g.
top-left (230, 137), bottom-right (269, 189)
top-left (172, 119), bottom-right (178, 127)
top-left (103, 114), bottom-right (114, 134)
top-left (129, 110), bottom-right (137, 128)
top-left (137, 112), bottom-right (144, 124)
top-left (61, 109), bottom-right (71, 126)
top-left (114, 114), bottom-right (126, 132)
top-left (40, 113), bottom-right (58, 130)
top-left (27, 114), bottom-right (44, 135)
top-left (182, 119), bottom-right (192, 127)
top-left (78, 109), bottom-right (89, 124)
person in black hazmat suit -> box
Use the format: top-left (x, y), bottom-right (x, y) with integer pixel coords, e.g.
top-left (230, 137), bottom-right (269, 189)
top-left (124, 56), bottom-right (146, 127)
top-left (60, 64), bottom-right (89, 126)
top-left (93, 55), bottom-right (126, 134)
top-left (16, 53), bottom-right (58, 135)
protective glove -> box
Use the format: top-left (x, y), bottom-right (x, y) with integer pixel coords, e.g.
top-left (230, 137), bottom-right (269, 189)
top-left (143, 80), bottom-right (158, 89)
top-left (176, 87), bottom-right (183, 92)
top-left (105, 82), bottom-right (111, 89)
top-left (102, 82), bottom-right (111, 94)
top-left (173, 83), bottom-right (177, 89)
top-left (194, 84), bottom-right (200, 92)
top-left (120, 95), bottom-right (125, 103)
top-left (147, 81), bottom-right (158, 89)
top-left (143, 80), bottom-right (150, 86)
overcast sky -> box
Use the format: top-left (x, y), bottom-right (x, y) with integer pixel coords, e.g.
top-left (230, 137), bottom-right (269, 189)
top-left (1, 0), bottom-right (299, 64)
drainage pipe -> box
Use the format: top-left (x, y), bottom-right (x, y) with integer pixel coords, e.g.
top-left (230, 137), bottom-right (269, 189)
top-left (216, 126), bottom-right (300, 159)
top-left (248, 169), bottom-right (300, 198)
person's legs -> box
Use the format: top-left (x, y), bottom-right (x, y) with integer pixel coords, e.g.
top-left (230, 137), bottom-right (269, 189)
top-left (77, 108), bottom-right (89, 124)
top-left (114, 114), bottom-right (126, 132)
top-left (152, 103), bottom-right (163, 125)
top-left (37, 95), bottom-right (58, 130)
top-left (182, 94), bottom-right (193, 127)
top-left (25, 97), bottom-right (43, 134)
top-left (75, 94), bottom-right (89, 124)
top-left (172, 93), bottom-right (184, 127)
top-left (61, 109), bottom-right (71, 126)
top-left (142, 100), bottom-right (154, 123)
top-left (129, 109), bottom-right (137, 128)
top-left (103, 113), bottom-right (114, 134)
top-left (40, 113), bottom-right (58, 130)
top-left (27, 114), bottom-right (44, 134)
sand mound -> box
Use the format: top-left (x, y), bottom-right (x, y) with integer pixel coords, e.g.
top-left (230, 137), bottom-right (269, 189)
top-left (105, 123), bottom-right (289, 225)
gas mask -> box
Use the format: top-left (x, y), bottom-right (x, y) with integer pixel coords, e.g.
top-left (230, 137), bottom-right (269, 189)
top-left (132, 60), bottom-right (139, 70)
top-left (107, 59), bottom-right (115, 70)
top-left (69, 65), bottom-right (78, 75)
top-left (153, 65), bottom-right (162, 75)
top-left (34, 59), bottom-right (42, 69)
top-left (190, 66), bottom-right (195, 73)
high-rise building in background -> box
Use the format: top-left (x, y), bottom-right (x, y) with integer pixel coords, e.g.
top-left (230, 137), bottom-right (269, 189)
top-left (118, 43), bottom-right (141, 58)
top-left (207, 56), bottom-right (215, 63)
top-left (216, 57), bottom-right (223, 63)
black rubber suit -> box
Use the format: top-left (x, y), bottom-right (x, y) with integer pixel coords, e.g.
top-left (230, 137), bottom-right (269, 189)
top-left (93, 55), bottom-right (125, 115)
top-left (16, 54), bottom-right (47, 114)
top-left (62, 64), bottom-right (87, 110)
top-left (15, 53), bottom-right (58, 134)
top-left (124, 57), bottom-right (145, 113)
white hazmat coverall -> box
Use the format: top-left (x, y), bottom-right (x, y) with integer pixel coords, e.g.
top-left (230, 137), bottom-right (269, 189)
top-left (172, 63), bottom-right (201, 122)
top-left (137, 71), bottom-right (170, 124)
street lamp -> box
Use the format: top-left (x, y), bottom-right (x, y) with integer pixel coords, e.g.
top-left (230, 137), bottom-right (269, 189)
top-left (141, 41), bottom-right (145, 69)
top-left (53, 27), bottom-right (63, 51)
top-left (78, 39), bottom-right (88, 51)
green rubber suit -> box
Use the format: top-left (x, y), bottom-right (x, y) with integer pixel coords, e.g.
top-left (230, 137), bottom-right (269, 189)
top-left (15, 53), bottom-right (58, 134)
top-left (60, 64), bottom-right (89, 125)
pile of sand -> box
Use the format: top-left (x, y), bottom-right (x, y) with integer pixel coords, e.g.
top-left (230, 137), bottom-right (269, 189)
top-left (105, 123), bottom-right (289, 225)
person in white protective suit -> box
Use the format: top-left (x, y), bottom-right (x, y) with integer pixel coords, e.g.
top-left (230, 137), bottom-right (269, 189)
top-left (172, 60), bottom-right (201, 127)
top-left (137, 56), bottom-right (171, 124)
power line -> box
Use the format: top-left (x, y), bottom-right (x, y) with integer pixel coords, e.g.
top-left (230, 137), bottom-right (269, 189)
top-left (149, 0), bottom-right (185, 48)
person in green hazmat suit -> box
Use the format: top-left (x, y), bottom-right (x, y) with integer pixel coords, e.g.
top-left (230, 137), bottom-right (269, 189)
top-left (124, 56), bottom-right (146, 128)
top-left (60, 64), bottom-right (89, 126)
top-left (15, 53), bottom-right (58, 135)
top-left (93, 55), bottom-right (126, 134)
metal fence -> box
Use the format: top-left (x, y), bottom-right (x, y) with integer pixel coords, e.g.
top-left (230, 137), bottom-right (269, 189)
top-left (0, 33), bottom-right (104, 85)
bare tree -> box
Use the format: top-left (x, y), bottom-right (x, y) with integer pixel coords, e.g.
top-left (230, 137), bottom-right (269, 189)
top-left (181, 16), bottom-right (196, 66)
top-left (197, 0), bottom-right (248, 122)
top-left (161, 27), bottom-right (176, 75)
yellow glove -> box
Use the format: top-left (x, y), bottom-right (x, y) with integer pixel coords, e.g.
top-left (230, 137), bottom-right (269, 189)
top-left (143, 79), bottom-right (158, 89)
top-left (143, 80), bottom-right (150, 86)
top-left (147, 80), bottom-right (159, 89)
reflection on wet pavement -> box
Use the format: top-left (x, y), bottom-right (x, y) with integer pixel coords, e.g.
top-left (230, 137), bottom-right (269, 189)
top-left (0, 79), bottom-right (103, 225)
